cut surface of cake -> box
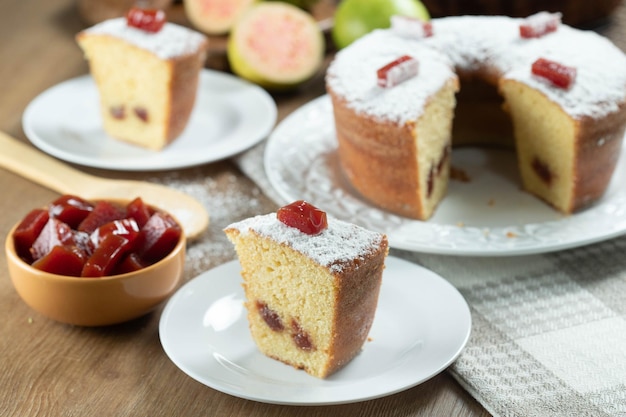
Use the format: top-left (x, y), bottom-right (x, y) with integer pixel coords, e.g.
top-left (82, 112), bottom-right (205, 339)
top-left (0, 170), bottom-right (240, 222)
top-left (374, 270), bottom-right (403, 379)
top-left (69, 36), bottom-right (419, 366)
top-left (224, 201), bottom-right (389, 378)
top-left (76, 8), bottom-right (209, 150)
top-left (326, 13), bottom-right (626, 220)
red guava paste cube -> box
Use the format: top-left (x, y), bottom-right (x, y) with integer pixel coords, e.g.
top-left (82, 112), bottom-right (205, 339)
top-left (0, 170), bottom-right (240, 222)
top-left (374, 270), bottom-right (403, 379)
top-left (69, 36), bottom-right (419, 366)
top-left (114, 253), bottom-right (147, 275)
top-left (13, 208), bottom-right (50, 261)
top-left (82, 233), bottom-right (134, 277)
top-left (48, 195), bottom-right (94, 229)
top-left (90, 218), bottom-right (140, 247)
top-left (390, 15), bottom-right (433, 38)
top-left (276, 200), bottom-right (328, 235)
top-left (137, 212), bottom-right (181, 263)
top-left (32, 245), bottom-right (88, 277)
top-left (126, 7), bottom-right (166, 32)
top-left (531, 58), bottom-right (576, 89)
top-left (126, 197), bottom-right (154, 228)
top-left (520, 12), bottom-right (561, 39)
top-left (30, 218), bottom-right (76, 262)
top-left (377, 55), bottom-right (419, 88)
top-left (78, 201), bottom-right (126, 234)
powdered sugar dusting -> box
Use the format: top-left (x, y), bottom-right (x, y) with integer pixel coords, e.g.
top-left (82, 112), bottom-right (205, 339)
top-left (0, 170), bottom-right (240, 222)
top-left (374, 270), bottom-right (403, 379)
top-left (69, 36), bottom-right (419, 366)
top-left (82, 17), bottom-right (207, 60)
top-left (226, 213), bottom-right (385, 274)
top-left (326, 29), bottom-right (456, 124)
top-left (327, 15), bottom-right (626, 121)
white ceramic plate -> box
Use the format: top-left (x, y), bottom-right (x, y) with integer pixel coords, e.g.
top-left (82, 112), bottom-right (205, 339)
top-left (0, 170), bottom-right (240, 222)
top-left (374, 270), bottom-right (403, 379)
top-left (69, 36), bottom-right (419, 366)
top-left (22, 70), bottom-right (277, 171)
top-left (265, 95), bottom-right (626, 256)
top-left (159, 256), bottom-right (471, 405)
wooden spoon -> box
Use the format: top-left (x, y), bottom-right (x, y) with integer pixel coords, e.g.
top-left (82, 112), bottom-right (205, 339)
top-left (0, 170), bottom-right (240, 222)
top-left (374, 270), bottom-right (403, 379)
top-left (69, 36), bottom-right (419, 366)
top-left (0, 132), bottom-right (209, 239)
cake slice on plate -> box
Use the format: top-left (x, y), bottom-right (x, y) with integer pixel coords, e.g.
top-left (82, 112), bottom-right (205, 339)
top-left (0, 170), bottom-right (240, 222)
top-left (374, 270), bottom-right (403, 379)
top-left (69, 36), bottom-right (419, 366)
top-left (76, 7), bottom-right (209, 150)
top-left (224, 201), bottom-right (389, 378)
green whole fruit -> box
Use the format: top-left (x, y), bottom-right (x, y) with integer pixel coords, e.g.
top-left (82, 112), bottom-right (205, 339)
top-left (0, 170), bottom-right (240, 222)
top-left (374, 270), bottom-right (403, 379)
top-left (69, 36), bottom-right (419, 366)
top-left (332, 0), bottom-right (430, 49)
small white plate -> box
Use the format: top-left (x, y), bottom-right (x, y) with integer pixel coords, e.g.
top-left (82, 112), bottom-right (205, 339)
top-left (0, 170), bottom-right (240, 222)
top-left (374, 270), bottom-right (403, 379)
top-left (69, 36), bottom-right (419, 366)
top-left (22, 70), bottom-right (277, 171)
top-left (265, 95), bottom-right (626, 256)
top-left (159, 257), bottom-right (471, 405)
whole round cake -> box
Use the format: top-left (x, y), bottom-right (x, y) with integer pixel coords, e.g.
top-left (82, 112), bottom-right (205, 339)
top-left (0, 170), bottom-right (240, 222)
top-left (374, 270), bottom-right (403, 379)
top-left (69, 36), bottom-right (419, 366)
top-left (326, 13), bottom-right (626, 220)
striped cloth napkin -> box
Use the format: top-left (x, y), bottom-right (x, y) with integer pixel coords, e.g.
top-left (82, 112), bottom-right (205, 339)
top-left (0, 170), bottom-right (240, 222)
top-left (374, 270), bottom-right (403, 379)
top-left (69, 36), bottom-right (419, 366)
top-left (235, 142), bottom-right (626, 417)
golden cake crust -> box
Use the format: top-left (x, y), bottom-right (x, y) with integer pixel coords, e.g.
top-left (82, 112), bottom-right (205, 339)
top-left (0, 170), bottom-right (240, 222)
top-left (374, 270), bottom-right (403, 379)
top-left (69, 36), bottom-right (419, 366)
top-left (160, 51), bottom-right (207, 143)
top-left (330, 91), bottom-right (422, 218)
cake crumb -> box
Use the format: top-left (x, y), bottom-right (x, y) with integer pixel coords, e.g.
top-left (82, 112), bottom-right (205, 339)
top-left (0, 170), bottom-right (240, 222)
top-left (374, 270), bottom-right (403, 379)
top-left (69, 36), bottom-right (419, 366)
top-left (457, 221), bottom-right (465, 227)
top-left (488, 198), bottom-right (495, 206)
top-left (506, 231), bottom-right (518, 238)
top-left (450, 166), bottom-right (470, 182)
top-left (27, 317), bottom-right (33, 324)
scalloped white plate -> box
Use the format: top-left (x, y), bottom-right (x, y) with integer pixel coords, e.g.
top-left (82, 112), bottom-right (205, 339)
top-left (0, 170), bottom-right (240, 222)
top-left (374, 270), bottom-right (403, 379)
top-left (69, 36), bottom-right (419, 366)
top-left (23, 70), bottom-right (276, 171)
top-left (159, 257), bottom-right (471, 405)
top-left (265, 95), bottom-right (626, 256)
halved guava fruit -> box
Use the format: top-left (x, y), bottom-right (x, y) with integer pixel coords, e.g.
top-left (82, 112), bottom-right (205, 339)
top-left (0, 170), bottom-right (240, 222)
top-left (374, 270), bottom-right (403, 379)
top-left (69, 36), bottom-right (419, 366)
top-left (227, 2), bottom-right (325, 90)
top-left (184, 0), bottom-right (258, 35)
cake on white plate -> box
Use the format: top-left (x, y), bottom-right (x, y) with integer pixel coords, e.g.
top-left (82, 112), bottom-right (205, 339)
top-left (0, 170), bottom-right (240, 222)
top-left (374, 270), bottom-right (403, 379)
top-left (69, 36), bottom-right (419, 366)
top-left (326, 13), bottom-right (626, 219)
top-left (76, 7), bottom-right (209, 150)
top-left (224, 200), bottom-right (389, 378)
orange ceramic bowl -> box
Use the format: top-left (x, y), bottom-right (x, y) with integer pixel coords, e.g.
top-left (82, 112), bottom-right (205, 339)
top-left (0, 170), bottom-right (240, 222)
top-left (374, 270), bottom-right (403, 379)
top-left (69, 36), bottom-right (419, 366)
top-left (5, 218), bottom-right (186, 327)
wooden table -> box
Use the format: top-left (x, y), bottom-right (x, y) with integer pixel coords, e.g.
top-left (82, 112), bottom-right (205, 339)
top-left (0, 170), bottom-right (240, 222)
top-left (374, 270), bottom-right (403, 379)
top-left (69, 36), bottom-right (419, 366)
top-left (1, 1), bottom-right (624, 415)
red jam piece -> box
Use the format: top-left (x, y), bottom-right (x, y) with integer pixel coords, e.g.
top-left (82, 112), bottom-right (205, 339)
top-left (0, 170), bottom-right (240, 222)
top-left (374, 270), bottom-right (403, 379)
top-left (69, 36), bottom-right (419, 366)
top-left (531, 58), bottom-right (576, 89)
top-left (30, 218), bottom-right (76, 261)
top-left (377, 55), bottom-right (419, 88)
top-left (257, 301), bottom-right (284, 332)
top-left (137, 212), bottom-right (181, 263)
top-left (110, 105), bottom-right (125, 120)
top-left (126, 197), bottom-right (154, 228)
top-left (532, 156), bottom-right (553, 185)
top-left (520, 12), bottom-right (561, 39)
top-left (276, 200), bottom-right (328, 235)
top-left (390, 15), bottom-right (433, 38)
top-left (291, 319), bottom-right (315, 351)
top-left (134, 107), bottom-right (149, 122)
top-left (12, 195), bottom-right (180, 278)
top-left (32, 245), bottom-right (88, 277)
top-left (82, 234), bottom-right (134, 277)
top-left (77, 201), bottom-right (126, 234)
top-left (126, 7), bottom-right (166, 33)
top-left (90, 218), bottom-right (140, 248)
top-left (114, 253), bottom-right (146, 275)
top-left (13, 209), bottom-right (50, 261)
top-left (49, 194), bottom-right (94, 229)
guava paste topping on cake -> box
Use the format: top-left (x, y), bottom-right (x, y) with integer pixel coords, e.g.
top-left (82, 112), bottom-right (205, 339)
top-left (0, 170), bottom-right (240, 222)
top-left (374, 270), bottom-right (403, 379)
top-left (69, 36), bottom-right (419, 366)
top-left (228, 213), bottom-right (385, 273)
top-left (277, 200), bottom-right (328, 235)
top-left (326, 15), bottom-right (626, 122)
top-left (391, 15), bottom-right (433, 39)
top-left (126, 7), bottom-right (166, 33)
top-left (519, 11), bottom-right (561, 38)
top-left (377, 55), bottom-right (420, 88)
top-left (531, 57), bottom-right (576, 89)
top-left (84, 17), bottom-right (207, 59)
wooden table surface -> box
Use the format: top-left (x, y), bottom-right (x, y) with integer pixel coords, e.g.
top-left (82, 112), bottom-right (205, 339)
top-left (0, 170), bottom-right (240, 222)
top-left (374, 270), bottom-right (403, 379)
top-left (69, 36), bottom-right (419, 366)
top-left (1, 1), bottom-right (624, 416)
